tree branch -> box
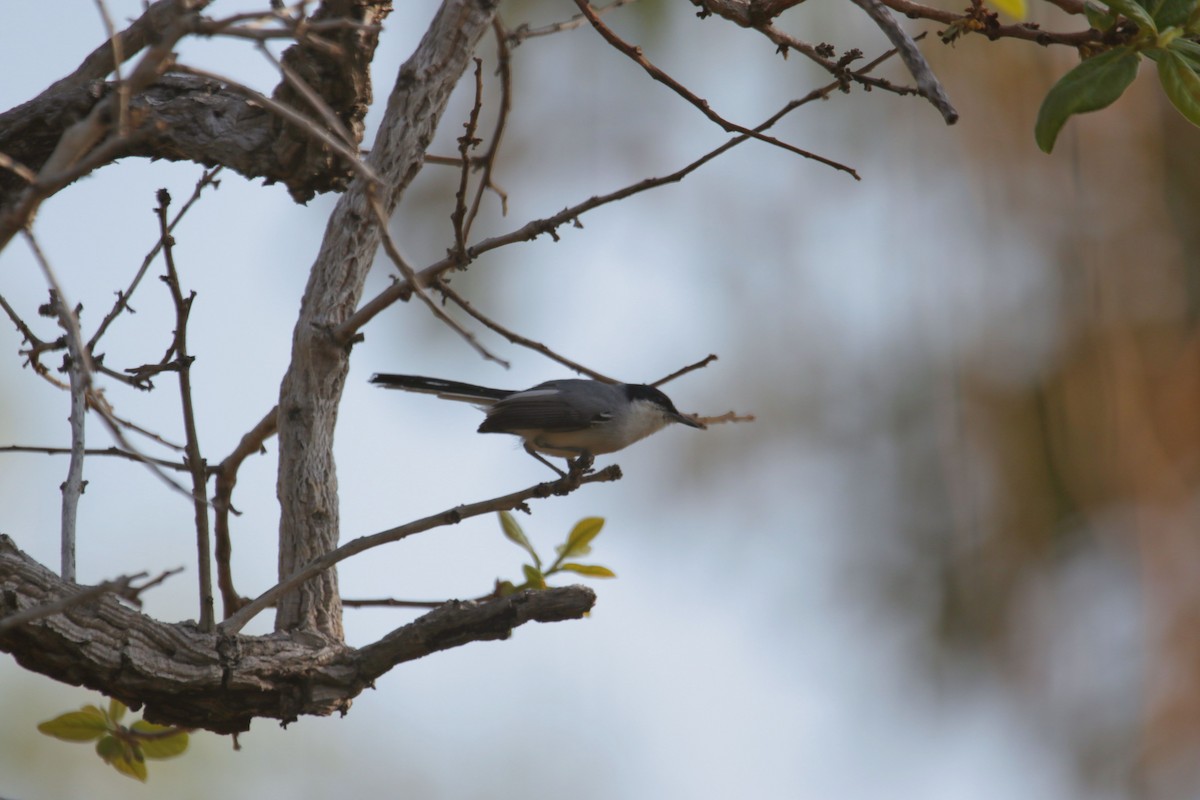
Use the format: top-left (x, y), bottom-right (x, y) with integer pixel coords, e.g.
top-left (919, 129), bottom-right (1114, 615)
top-left (0, 535), bottom-right (594, 735)
top-left (224, 466), bottom-right (621, 635)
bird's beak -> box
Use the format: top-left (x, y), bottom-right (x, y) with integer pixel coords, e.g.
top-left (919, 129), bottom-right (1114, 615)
top-left (675, 412), bottom-right (705, 429)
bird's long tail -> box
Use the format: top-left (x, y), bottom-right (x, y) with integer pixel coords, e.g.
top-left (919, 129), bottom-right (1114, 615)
top-left (369, 374), bottom-right (512, 404)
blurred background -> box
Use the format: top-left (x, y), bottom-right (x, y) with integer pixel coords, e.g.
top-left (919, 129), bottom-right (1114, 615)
top-left (2, 0), bottom-right (1198, 797)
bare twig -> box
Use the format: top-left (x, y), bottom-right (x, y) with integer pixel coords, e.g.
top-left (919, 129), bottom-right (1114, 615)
top-left (573, 0), bottom-right (859, 178)
top-left (875, 0), bottom-right (1098, 46)
top-left (89, 167), bottom-right (223, 355)
top-left (154, 189), bottom-right (214, 631)
top-left (253, 41), bottom-right (357, 148)
top-left (451, 59), bottom-right (486, 258)
top-left (0, 151), bottom-right (38, 185)
top-left (96, 405), bottom-right (186, 452)
top-left (437, 281), bottom-right (614, 381)
top-left (0, 445), bottom-right (189, 471)
top-left (91, 0), bottom-right (129, 135)
top-left (343, 597), bottom-right (449, 609)
top-left (86, 393), bottom-right (199, 498)
top-left (220, 465), bottom-right (622, 635)
top-left (0, 13), bottom-right (194, 253)
top-left (506, 0), bottom-right (638, 45)
top-left (846, 0), bottom-right (957, 123)
top-left (340, 52), bottom-right (890, 340)
top-left (368, 191), bottom-right (509, 367)
top-left (696, 409), bottom-right (756, 425)
top-left (465, 19), bottom-right (514, 225)
top-left (0, 567), bottom-right (182, 633)
top-left (653, 354), bottom-right (718, 387)
top-left (24, 231), bottom-right (92, 583)
top-left (0, 291), bottom-right (59, 379)
top-left (48, 0), bottom-right (215, 93)
top-left (213, 407), bottom-right (278, 619)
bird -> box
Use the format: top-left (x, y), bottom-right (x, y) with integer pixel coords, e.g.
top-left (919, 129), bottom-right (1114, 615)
top-left (370, 373), bottom-right (703, 475)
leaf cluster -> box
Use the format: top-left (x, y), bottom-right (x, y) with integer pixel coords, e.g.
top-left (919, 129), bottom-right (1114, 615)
top-left (494, 512), bottom-right (616, 595)
top-left (1036, 0), bottom-right (1200, 151)
top-left (36, 699), bottom-right (189, 782)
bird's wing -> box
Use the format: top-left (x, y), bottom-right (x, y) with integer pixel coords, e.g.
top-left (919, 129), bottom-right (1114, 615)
top-left (478, 385), bottom-right (613, 432)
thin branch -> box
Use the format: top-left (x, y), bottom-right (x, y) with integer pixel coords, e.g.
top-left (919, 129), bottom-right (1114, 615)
top-left (24, 231), bottom-right (92, 583)
top-left (220, 465), bottom-right (622, 635)
top-left (0, 12), bottom-right (193, 253)
top-left (875, 0), bottom-right (1098, 46)
top-left (48, 0), bottom-right (215, 93)
top-left (652, 353), bottom-right (718, 387)
top-left (88, 167), bottom-right (223, 354)
top-left (451, 59), bottom-right (486, 258)
top-left (0, 291), bottom-right (58, 379)
top-left (91, 0), bottom-right (130, 135)
top-left (343, 597), bottom-right (449, 609)
top-left (696, 409), bottom-right (757, 425)
top-left (0, 445), bottom-right (189, 471)
top-left (573, 0), bottom-right (860, 178)
top-left (252, 29), bottom-right (496, 368)
top-left (506, 0), bottom-right (638, 45)
top-left (437, 281), bottom-right (614, 381)
top-left (847, 0), bottom-right (957, 123)
top-left (253, 41), bottom-right (357, 148)
top-left (213, 407), bottom-right (278, 619)
top-left (0, 151), bottom-right (38, 185)
top-left (155, 189), bottom-right (214, 632)
top-left (96, 405), bottom-right (186, 452)
top-left (86, 393), bottom-right (199, 498)
top-left (0, 574), bottom-right (142, 634)
top-left (367, 191), bottom-right (510, 367)
top-left (465, 19), bottom-right (514, 225)
top-left (339, 48), bottom-right (896, 340)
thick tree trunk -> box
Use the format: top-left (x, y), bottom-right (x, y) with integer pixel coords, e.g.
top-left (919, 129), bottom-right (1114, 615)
top-left (273, 0), bottom-right (500, 636)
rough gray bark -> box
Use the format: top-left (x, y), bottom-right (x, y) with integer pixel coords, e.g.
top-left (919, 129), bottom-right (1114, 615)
top-left (0, 535), bottom-right (595, 734)
top-left (273, 0), bottom-right (500, 637)
top-left (0, 1), bottom-right (391, 207)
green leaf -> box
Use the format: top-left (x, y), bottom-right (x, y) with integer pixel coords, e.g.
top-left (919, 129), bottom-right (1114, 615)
top-left (1157, 48), bottom-right (1200, 123)
top-left (499, 511), bottom-right (540, 569)
top-left (131, 721), bottom-right (189, 759)
top-left (1035, 47), bottom-right (1141, 152)
top-left (37, 707), bottom-right (109, 742)
top-left (96, 735), bottom-right (147, 782)
top-left (1100, 0), bottom-right (1158, 31)
top-left (522, 564), bottom-right (547, 589)
top-left (1085, 1), bottom-right (1119, 29)
top-left (1166, 37), bottom-right (1200, 73)
top-left (1152, 0), bottom-right (1196, 27)
top-left (559, 563), bottom-right (617, 578)
top-left (1167, 37), bottom-right (1200, 71)
top-left (107, 698), bottom-right (126, 724)
top-left (557, 517), bottom-right (605, 560)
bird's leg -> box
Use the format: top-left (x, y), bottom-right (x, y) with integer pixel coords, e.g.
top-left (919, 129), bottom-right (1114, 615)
top-left (524, 442), bottom-right (568, 477)
top-left (525, 440), bottom-right (594, 478)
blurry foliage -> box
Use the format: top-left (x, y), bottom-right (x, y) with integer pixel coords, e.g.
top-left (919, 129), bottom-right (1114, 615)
top-left (494, 512), bottom-right (616, 596)
top-left (1037, 0), bottom-right (1200, 150)
top-left (37, 698), bottom-right (189, 782)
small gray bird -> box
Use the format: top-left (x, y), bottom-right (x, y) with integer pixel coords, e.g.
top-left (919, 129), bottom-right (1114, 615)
top-left (370, 373), bottom-right (703, 474)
